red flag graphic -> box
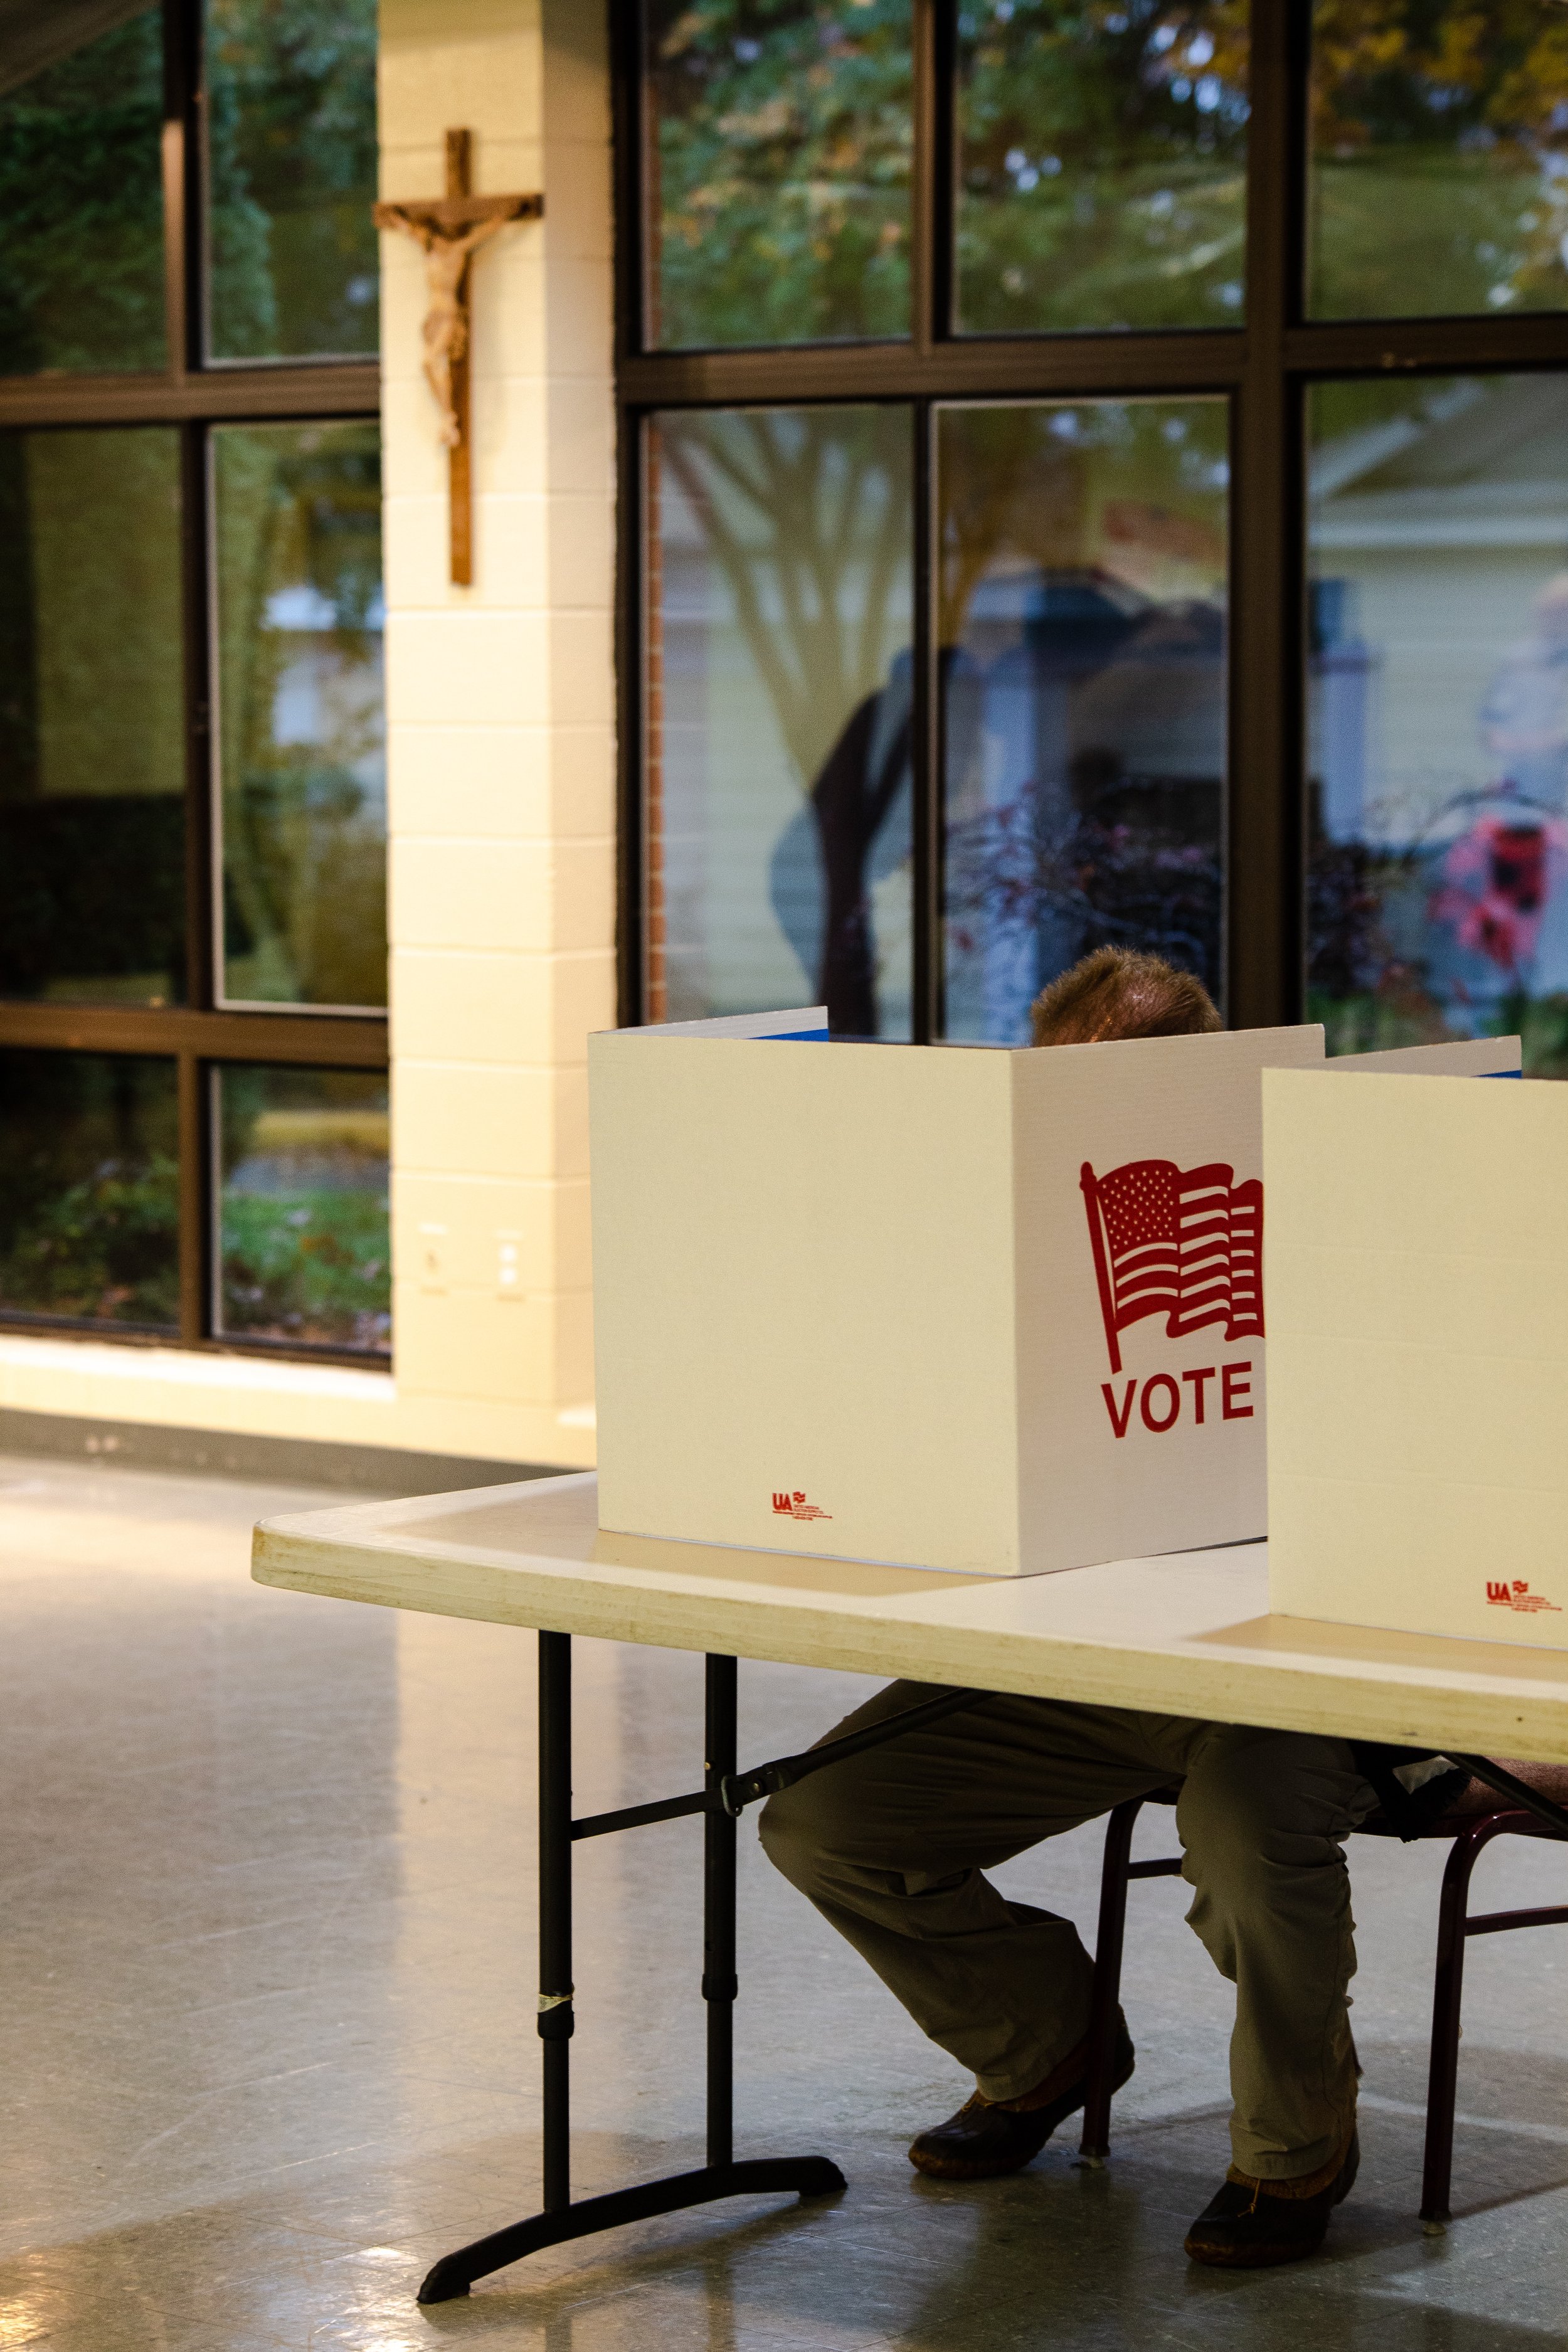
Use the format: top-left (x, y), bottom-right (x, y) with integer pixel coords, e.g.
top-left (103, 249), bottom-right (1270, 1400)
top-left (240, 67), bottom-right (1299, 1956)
top-left (1080, 1158), bottom-right (1264, 1376)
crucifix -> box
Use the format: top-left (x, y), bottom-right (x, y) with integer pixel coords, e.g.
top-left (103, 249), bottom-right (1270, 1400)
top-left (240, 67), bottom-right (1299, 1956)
top-left (374, 129), bottom-right (543, 586)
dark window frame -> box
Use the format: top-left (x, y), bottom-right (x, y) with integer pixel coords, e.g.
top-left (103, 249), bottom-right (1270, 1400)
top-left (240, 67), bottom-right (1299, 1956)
top-left (612, 0), bottom-right (1568, 1044)
top-left (0, 0), bottom-right (384, 1367)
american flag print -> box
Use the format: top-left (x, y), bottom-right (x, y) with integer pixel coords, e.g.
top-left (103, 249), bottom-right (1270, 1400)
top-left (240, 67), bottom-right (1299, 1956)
top-left (1079, 1157), bottom-right (1264, 1376)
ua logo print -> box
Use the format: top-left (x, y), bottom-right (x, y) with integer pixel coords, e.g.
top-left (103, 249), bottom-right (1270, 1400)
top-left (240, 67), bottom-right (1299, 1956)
top-left (1486, 1578), bottom-right (1561, 1614)
top-left (772, 1489), bottom-right (832, 1522)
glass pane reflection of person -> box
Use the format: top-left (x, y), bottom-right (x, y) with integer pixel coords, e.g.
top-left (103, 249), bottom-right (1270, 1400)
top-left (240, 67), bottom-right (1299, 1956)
top-left (760, 947), bottom-right (1374, 2270)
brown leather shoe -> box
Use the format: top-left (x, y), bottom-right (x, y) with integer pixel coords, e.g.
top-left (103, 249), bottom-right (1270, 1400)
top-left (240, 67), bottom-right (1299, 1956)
top-left (908, 2018), bottom-right (1135, 2181)
top-left (1184, 2131), bottom-right (1359, 2267)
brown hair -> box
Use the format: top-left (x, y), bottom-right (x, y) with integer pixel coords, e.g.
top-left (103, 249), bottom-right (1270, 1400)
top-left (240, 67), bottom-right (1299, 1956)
top-left (1029, 946), bottom-right (1221, 1047)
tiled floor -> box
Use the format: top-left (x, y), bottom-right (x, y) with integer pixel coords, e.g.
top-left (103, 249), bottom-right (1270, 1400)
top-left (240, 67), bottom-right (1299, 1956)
top-left (1, 1453), bottom-right (1565, 2350)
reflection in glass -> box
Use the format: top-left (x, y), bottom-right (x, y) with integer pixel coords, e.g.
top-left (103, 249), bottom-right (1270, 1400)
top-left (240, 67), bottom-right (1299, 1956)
top-left (1309, 1), bottom-right (1568, 320)
top-left (205, 0), bottom-right (379, 361)
top-left (646, 0), bottom-right (911, 349)
top-left (647, 408), bottom-right (913, 1034)
top-left (0, 1051), bottom-right (178, 1329)
top-left (938, 400), bottom-right (1228, 1044)
top-left (0, 429), bottom-right (185, 1005)
top-left (214, 421), bottom-right (386, 1009)
top-left (1307, 376), bottom-right (1568, 1078)
top-left (0, 6), bottom-right (164, 376)
top-left (216, 1066), bottom-right (389, 1353)
top-left (956, 0), bottom-right (1249, 335)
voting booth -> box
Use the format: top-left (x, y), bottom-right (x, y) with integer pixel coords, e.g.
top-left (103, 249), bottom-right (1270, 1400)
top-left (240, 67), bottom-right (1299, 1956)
top-left (590, 1009), bottom-right (1515, 1579)
top-left (1265, 1061), bottom-right (1568, 1652)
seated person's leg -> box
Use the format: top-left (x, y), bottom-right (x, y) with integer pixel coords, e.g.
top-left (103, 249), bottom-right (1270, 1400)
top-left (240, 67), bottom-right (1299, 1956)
top-left (760, 1683), bottom-right (1181, 2169)
top-left (1178, 1725), bottom-right (1370, 2264)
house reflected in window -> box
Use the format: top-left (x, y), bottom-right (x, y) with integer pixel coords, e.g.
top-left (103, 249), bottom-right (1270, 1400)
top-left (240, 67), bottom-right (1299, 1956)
top-left (1307, 374), bottom-right (1568, 1076)
top-left (939, 400), bottom-right (1228, 1044)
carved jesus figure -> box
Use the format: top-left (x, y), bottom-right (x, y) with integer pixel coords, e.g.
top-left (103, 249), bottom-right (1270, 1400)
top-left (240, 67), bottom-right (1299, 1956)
top-left (373, 132), bottom-right (542, 585)
top-left (400, 214), bottom-right (512, 448)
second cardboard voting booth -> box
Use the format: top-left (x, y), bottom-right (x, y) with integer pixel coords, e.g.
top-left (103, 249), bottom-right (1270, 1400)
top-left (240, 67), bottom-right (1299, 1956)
top-left (1266, 1065), bottom-right (1568, 1653)
top-left (591, 1012), bottom-right (1517, 1580)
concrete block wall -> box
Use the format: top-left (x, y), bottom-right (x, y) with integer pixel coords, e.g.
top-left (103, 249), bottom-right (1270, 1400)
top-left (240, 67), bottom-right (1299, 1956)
top-left (380, 0), bottom-right (615, 1468)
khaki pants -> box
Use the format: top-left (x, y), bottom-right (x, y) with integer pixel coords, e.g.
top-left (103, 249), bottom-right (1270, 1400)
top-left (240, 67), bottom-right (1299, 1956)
top-left (758, 1682), bottom-right (1372, 2180)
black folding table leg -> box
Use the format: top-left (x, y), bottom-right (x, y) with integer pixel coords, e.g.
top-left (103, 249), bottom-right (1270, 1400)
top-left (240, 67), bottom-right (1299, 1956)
top-left (416, 1640), bottom-right (843, 2304)
top-left (705, 1654), bottom-right (738, 2169)
top-left (538, 1628), bottom-right (574, 2210)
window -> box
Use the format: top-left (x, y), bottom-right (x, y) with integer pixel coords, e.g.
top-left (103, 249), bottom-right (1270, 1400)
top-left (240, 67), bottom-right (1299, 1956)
top-left (618, 0), bottom-right (1568, 1071)
top-left (645, 405), bottom-right (914, 1031)
top-left (1306, 373), bottom-right (1568, 1073)
top-left (939, 396), bottom-right (1229, 1042)
top-left (0, 1051), bottom-right (179, 1330)
top-left (954, 1), bottom-right (1249, 336)
top-left (0, 1), bottom-right (385, 1360)
top-left (645, 0), bottom-right (914, 348)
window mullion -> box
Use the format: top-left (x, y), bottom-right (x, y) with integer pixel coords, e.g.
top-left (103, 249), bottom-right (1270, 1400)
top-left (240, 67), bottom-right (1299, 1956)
top-left (617, 413), bottom-right (647, 1026)
top-left (912, 399), bottom-right (938, 1044)
top-left (1227, 0), bottom-right (1309, 1029)
top-left (160, 4), bottom-right (188, 376)
top-left (181, 420), bottom-right (216, 1017)
top-left (911, 0), bottom-right (941, 357)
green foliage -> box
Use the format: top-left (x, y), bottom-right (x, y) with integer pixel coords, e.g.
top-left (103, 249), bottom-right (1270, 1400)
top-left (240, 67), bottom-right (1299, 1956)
top-left (220, 1188), bottom-right (389, 1351)
top-left (956, 0), bottom-right (1249, 332)
top-left (0, 425), bottom-right (187, 1001)
top-left (206, 0), bottom-right (379, 359)
top-left (1310, 0), bottom-right (1568, 317)
top-left (650, 0), bottom-right (1251, 342)
top-left (650, 0), bottom-right (913, 346)
top-left (0, 1050), bottom-right (180, 1327)
top-left (0, 1153), bottom-right (181, 1328)
top-left (214, 422), bottom-right (386, 1007)
top-left (0, 0), bottom-right (380, 373)
top-left (1309, 987), bottom-right (1447, 1057)
top-left (1311, 985), bottom-right (1568, 1078)
top-left (0, 9), bottom-right (165, 374)
top-left (1506, 991), bottom-right (1568, 1080)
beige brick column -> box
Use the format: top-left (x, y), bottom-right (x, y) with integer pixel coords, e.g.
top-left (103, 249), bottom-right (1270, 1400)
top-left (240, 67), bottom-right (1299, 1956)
top-left (379, 0), bottom-right (614, 1468)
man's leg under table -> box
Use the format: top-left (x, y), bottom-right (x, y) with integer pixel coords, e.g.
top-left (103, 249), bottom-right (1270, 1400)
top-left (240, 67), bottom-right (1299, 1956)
top-left (758, 1685), bottom-right (1367, 2182)
top-left (1177, 1720), bottom-right (1368, 2183)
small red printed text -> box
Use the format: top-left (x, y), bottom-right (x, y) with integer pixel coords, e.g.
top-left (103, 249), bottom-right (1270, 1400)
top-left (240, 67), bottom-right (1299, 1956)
top-left (773, 1490), bottom-right (832, 1522)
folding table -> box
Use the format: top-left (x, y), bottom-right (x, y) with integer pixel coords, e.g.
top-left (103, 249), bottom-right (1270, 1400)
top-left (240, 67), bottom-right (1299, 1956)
top-left (251, 1471), bottom-right (1568, 2302)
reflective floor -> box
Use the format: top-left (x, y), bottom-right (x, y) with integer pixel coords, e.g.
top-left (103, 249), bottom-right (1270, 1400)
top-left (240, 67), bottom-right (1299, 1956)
top-left (1, 1454), bottom-right (1566, 2351)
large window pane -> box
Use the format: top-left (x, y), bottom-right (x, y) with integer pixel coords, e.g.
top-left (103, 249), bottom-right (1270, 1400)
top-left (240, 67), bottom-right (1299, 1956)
top-left (0, 428), bottom-right (185, 1006)
top-left (205, 0), bottom-right (379, 361)
top-left (214, 420), bottom-right (386, 1009)
top-left (1309, 1), bottom-right (1568, 320)
top-left (1307, 374), bottom-right (1568, 1077)
top-left (216, 1066), bottom-right (389, 1353)
top-left (647, 408), bottom-right (913, 1035)
top-left (939, 399), bottom-right (1228, 1044)
top-left (956, 1), bottom-right (1249, 335)
top-left (646, 0), bottom-right (911, 349)
top-left (0, 6), bottom-right (165, 376)
top-left (0, 1051), bottom-right (178, 1330)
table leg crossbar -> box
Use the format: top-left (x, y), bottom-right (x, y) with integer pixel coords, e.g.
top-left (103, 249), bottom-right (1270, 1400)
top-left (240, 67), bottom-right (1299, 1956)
top-left (417, 1644), bottom-right (986, 2302)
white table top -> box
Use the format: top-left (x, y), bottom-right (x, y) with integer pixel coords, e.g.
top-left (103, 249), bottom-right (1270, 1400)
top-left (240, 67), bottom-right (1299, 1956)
top-left (251, 1472), bottom-right (1568, 1762)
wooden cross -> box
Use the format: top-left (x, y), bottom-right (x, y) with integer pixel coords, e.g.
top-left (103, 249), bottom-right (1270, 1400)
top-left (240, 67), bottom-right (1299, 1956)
top-left (374, 129), bottom-right (543, 586)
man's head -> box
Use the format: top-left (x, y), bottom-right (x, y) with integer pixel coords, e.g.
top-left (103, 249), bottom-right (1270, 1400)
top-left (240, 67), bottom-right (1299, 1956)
top-left (1029, 946), bottom-right (1221, 1047)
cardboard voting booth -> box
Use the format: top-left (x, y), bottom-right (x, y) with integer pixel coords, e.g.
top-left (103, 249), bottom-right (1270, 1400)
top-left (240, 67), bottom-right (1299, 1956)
top-left (590, 1009), bottom-right (1516, 1580)
top-left (1265, 1057), bottom-right (1568, 1652)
